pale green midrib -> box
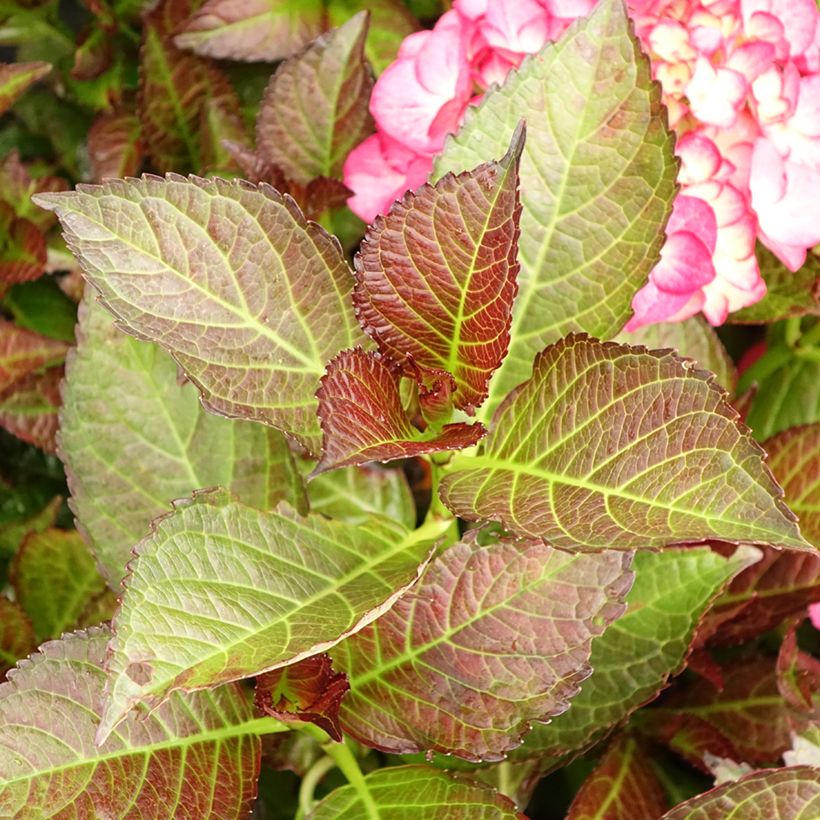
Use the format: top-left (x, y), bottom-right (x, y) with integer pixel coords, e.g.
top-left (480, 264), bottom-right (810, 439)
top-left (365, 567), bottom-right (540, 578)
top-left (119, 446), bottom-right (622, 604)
top-left (653, 695), bottom-right (788, 717)
top-left (590, 740), bottom-right (635, 820)
top-left (61, 202), bottom-right (320, 371)
top-left (345, 548), bottom-right (600, 688)
top-left (177, 11), bottom-right (294, 46)
top-left (110, 520), bottom-right (442, 707)
top-left (453, 454), bottom-right (804, 545)
top-left (0, 716), bottom-right (282, 789)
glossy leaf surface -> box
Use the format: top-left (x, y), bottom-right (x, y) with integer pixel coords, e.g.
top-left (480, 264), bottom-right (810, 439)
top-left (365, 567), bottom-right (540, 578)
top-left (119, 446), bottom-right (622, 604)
top-left (355, 125), bottom-right (524, 413)
top-left (0, 629), bottom-right (265, 819)
top-left (100, 491), bottom-right (443, 741)
top-left (441, 336), bottom-right (806, 550)
top-left (333, 532), bottom-right (632, 760)
top-left (61, 296), bottom-right (306, 586)
top-left (310, 765), bottom-right (525, 819)
top-left (256, 13), bottom-right (373, 185)
top-left (37, 175), bottom-right (366, 453)
top-left (434, 0), bottom-right (676, 416)
top-left (314, 349), bottom-right (485, 474)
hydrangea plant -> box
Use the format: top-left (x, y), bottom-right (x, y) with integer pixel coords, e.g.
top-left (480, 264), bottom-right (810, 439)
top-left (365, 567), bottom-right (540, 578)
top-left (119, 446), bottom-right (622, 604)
top-left (0, 0), bottom-right (819, 817)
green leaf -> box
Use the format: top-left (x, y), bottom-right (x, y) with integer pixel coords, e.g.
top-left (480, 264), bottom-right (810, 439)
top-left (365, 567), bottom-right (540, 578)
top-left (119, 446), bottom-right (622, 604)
top-left (441, 335), bottom-right (808, 551)
top-left (511, 546), bottom-right (760, 761)
top-left (326, 0), bottom-right (419, 75)
top-left (2, 277), bottom-right (77, 342)
top-left (619, 316), bottom-right (736, 395)
top-left (61, 295), bottom-right (306, 586)
top-left (174, 0), bottom-right (325, 61)
top-left (10, 528), bottom-right (107, 642)
top-left (0, 628), bottom-right (272, 818)
top-left (567, 735), bottom-right (668, 820)
top-left (434, 0), bottom-right (676, 417)
top-left (332, 531), bottom-right (632, 760)
top-left (256, 12), bottom-right (374, 185)
top-left (99, 491), bottom-right (445, 742)
top-left (355, 124), bottom-right (524, 414)
top-left (0, 597), bottom-right (34, 675)
top-left (0, 321), bottom-right (67, 392)
top-left (36, 175), bottom-right (366, 453)
top-left (314, 349), bottom-right (485, 474)
top-left (663, 767), bottom-right (820, 819)
top-left (0, 61), bottom-right (51, 116)
top-left (139, 0), bottom-right (244, 173)
top-left (307, 465), bottom-right (416, 528)
top-left (310, 765), bottom-right (525, 819)
top-left (729, 246), bottom-right (820, 324)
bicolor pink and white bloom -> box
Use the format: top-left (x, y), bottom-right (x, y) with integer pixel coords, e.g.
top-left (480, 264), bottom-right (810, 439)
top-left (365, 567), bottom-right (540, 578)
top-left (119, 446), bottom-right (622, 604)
top-left (343, 0), bottom-right (820, 329)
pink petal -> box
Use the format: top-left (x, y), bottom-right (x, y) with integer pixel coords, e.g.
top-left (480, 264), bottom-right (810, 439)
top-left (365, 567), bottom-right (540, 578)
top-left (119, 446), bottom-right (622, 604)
top-left (668, 195), bottom-right (718, 254)
top-left (727, 41), bottom-right (776, 84)
top-left (482, 0), bottom-right (552, 55)
top-left (809, 603), bottom-right (820, 630)
top-left (651, 230), bottom-right (716, 293)
top-left (686, 58), bottom-right (747, 128)
top-left (626, 281), bottom-right (704, 330)
top-left (677, 132), bottom-right (723, 184)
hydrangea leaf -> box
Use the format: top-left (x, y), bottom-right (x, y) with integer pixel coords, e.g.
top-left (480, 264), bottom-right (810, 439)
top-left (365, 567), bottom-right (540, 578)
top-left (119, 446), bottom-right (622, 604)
top-left (256, 12), bottom-right (374, 186)
top-left (567, 735), bottom-right (668, 820)
top-left (434, 0), bottom-right (676, 417)
top-left (314, 349), bottom-right (486, 474)
top-left (355, 124), bottom-right (524, 414)
top-left (326, 0), bottom-right (419, 75)
top-left (255, 654), bottom-right (349, 741)
top-left (0, 208), bottom-right (46, 288)
top-left (0, 365), bottom-right (61, 453)
top-left (139, 0), bottom-right (244, 173)
top-left (200, 95), bottom-right (249, 173)
top-left (0, 62), bottom-right (51, 116)
top-left (99, 491), bottom-right (445, 743)
top-left (60, 295), bottom-right (307, 587)
top-left (0, 628), bottom-right (270, 818)
top-left (0, 321), bottom-right (67, 392)
top-left (332, 531), bottom-right (632, 761)
top-left (776, 618), bottom-right (819, 712)
top-left (87, 110), bottom-right (144, 182)
top-left (0, 598), bottom-right (34, 676)
top-left (510, 546), bottom-right (759, 762)
top-left (11, 528), bottom-right (107, 643)
top-left (662, 767), bottom-right (820, 819)
top-left (620, 316), bottom-right (736, 395)
top-left (440, 336), bottom-right (808, 551)
top-left (174, 0), bottom-right (324, 61)
top-left (307, 465), bottom-right (416, 528)
top-left (310, 765), bottom-right (525, 819)
top-left (36, 175), bottom-right (366, 453)
top-left (729, 246), bottom-right (820, 324)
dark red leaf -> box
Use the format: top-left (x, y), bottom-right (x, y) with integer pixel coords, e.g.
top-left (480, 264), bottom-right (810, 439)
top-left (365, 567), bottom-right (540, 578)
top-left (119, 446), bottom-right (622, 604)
top-left (87, 110), bottom-right (144, 181)
top-left (0, 365), bottom-right (62, 452)
top-left (255, 654), bottom-right (349, 741)
top-left (353, 123), bottom-right (524, 414)
top-left (777, 618), bottom-right (820, 712)
top-left (0, 322), bottom-right (68, 393)
top-left (0, 598), bottom-right (35, 677)
top-left (0, 206), bottom-right (46, 288)
top-left (649, 714), bottom-right (741, 774)
top-left (314, 348), bottom-right (485, 475)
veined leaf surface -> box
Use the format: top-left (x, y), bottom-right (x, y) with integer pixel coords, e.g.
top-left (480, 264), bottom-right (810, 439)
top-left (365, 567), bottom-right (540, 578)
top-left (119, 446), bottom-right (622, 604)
top-left (61, 296), bottom-right (306, 586)
top-left (0, 321), bottom-right (67, 392)
top-left (100, 491), bottom-right (444, 742)
top-left (87, 110), bottom-right (144, 181)
top-left (354, 124), bottom-right (524, 413)
top-left (0, 365), bottom-right (61, 453)
top-left (441, 336), bottom-right (808, 551)
top-left (0, 629), bottom-right (269, 819)
top-left (310, 765), bottom-right (525, 819)
top-left (36, 175), bottom-right (366, 453)
top-left (314, 349), bottom-right (485, 474)
top-left (434, 0), bottom-right (677, 417)
top-left (333, 532), bottom-right (632, 760)
top-left (256, 12), bottom-right (374, 185)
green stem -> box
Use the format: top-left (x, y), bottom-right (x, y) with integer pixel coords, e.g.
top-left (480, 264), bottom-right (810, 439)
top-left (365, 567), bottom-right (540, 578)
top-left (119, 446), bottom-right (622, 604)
top-left (296, 755), bottom-right (336, 819)
top-left (797, 320), bottom-right (820, 349)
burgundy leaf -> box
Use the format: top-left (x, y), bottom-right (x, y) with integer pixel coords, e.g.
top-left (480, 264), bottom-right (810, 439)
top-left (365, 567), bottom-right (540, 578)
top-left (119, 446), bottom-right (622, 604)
top-left (0, 598), bottom-right (35, 677)
top-left (0, 322), bottom-right (68, 393)
top-left (200, 95), bottom-right (249, 173)
top-left (0, 62), bottom-right (51, 116)
top-left (314, 348), bottom-right (485, 475)
top-left (87, 110), bottom-right (144, 181)
top-left (256, 12), bottom-right (374, 186)
top-left (662, 766), bottom-right (820, 819)
top-left (255, 654), bottom-right (349, 741)
top-left (567, 735), bottom-right (668, 820)
top-left (0, 150), bottom-right (66, 231)
top-left (0, 206), bottom-right (46, 288)
top-left (354, 123), bottom-right (525, 414)
top-left (0, 366), bottom-right (61, 452)
top-left (649, 714), bottom-right (742, 774)
top-left (776, 618), bottom-right (820, 712)
top-left (332, 531), bottom-right (632, 761)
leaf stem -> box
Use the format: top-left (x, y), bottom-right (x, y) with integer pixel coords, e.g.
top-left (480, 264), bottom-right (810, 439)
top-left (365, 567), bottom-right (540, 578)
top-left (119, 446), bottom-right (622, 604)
top-left (296, 755), bottom-right (336, 819)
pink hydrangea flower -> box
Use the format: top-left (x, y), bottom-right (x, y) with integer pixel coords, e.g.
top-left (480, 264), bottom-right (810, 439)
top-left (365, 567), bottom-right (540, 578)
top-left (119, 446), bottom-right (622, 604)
top-left (810, 602), bottom-right (820, 629)
top-left (343, 0), bottom-right (820, 328)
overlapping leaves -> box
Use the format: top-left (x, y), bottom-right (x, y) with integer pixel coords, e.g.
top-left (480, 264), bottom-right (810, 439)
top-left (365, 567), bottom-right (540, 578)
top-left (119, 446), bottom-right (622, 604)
top-left (441, 335), bottom-right (807, 550)
top-left (332, 531), bottom-right (632, 760)
top-left (0, 629), bottom-right (267, 819)
top-left (36, 175), bottom-right (365, 453)
top-left (99, 490), bottom-right (443, 741)
top-left (435, 0), bottom-right (677, 416)
top-left (0, 62), bottom-right (51, 116)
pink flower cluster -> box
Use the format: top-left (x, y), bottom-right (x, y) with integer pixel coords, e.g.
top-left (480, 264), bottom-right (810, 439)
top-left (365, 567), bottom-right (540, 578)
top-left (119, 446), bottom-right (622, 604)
top-left (344, 0), bottom-right (820, 329)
